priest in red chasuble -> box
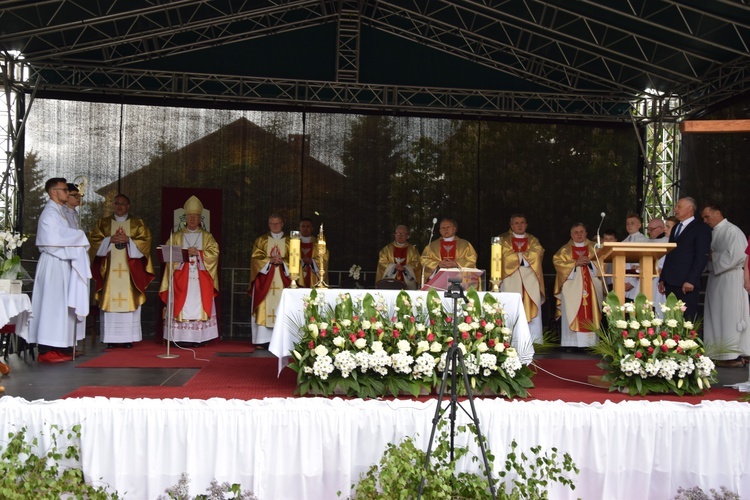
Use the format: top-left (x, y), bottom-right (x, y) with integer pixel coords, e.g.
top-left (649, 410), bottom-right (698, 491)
top-left (552, 222), bottom-right (604, 347)
top-left (159, 196), bottom-right (219, 345)
top-left (90, 194), bottom-right (155, 349)
top-left (499, 214), bottom-right (545, 343)
top-left (421, 218), bottom-right (478, 284)
top-left (375, 225), bottom-right (422, 289)
top-left (296, 217), bottom-right (328, 288)
top-left (249, 214), bottom-right (291, 347)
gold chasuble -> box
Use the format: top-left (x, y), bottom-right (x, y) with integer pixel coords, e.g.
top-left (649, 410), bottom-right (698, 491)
top-left (249, 234), bottom-right (291, 328)
top-left (89, 215), bottom-right (155, 313)
top-left (297, 236), bottom-right (329, 288)
top-left (552, 240), bottom-right (603, 333)
top-left (499, 231), bottom-right (545, 322)
top-left (375, 243), bottom-right (422, 285)
top-left (420, 238), bottom-right (478, 279)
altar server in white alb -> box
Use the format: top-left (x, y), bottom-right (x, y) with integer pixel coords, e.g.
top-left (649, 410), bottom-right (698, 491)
top-left (701, 204), bottom-right (749, 367)
top-left (159, 196), bottom-right (220, 345)
top-left (29, 178), bottom-right (92, 363)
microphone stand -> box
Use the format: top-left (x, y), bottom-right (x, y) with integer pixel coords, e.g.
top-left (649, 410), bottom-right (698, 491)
top-left (158, 227), bottom-right (180, 359)
top-left (593, 212), bottom-right (609, 294)
top-left (422, 219), bottom-right (438, 288)
top-left (417, 278), bottom-right (496, 499)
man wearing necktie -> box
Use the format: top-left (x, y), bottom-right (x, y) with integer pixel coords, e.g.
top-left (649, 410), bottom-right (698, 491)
top-left (658, 197), bottom-right (712, 320)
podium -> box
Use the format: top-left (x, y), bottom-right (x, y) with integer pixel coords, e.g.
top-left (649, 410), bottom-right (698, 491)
top-left (421, 268), bottom-right (485, 291)
top-left (597, 241), bottom-right (675, 303)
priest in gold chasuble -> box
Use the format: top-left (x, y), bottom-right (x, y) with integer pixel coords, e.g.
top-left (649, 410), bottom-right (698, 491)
top-left (421, 219), bottom-right (478, 285)
top-left (249, 214), bottom-right (291, 346)
top-left (552, 223), bottom-right (604, 347)
top-left (376, 225), bottom-right (422, 290)
top-left (499, 214), bottom-right (545, 343)
top-left (89, 194), bottom-right (155, 348)
top-left (159, 196), bottom-right (220, 344)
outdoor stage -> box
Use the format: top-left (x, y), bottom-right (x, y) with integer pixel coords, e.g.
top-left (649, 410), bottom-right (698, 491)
top-left (1, 343), bottom-right (750, 499)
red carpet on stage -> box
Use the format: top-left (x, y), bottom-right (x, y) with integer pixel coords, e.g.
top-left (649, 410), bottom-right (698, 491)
top-left (75, 340), bottom-right (256, 369)
top-left (64, 356), bottom-right (743, 404)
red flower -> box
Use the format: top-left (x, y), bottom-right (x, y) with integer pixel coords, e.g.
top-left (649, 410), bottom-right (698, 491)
top-left (622, 331), bottom-right (629, 338)
top-left (309, 316), bottom-right (316, 323)
top-left (647, 328), bottom-right (655, 336)
top-left (410, 316), bottom-right (416, 323)
top-left (349, 334), bottom-right (356, 342)
top-left (690, 330), bottom-right (697, 339)
top-left (661, 345), bottom-right (668, 352)
top-left (352, 315), bottom-right (359, 321)
top-left (377, 328), bottom-right (384, 335)
top-left (676, 347), bottom-right (683, 354)
top-left (320, 330), bottom-right (327, 337)
top-left (465, 315), bottom-right (473, 323)
top-left (357, 330), bottom-right (365, 338)
top-left (446, 317), bottom-right (453, 324)
top-left (495, 319), bottom-right (503, 326)
top-left (647, 346), bottom-right (654, 354)
top-left (635, 351), bottom-right (642, 358)
top-left (392, 331), bottom-right (400, 338)
top-left (488, 338), bottom-right (496, 347)
top-left (430, 319), bottom-right (436, 326)
top-left (461, 331), bottom-right (469, 339)
top-left (308, 341), bottom-right (315, 350)
top-left (427, 333), bottom-right (435, 342)
top-left (480, 320), bottom-right (487, 327)
top-left (672, 334), bottom-right (680, 342)
top-left (475, 332), bottom-right (483, 339)
top-left (661, 331), bottom-right (668, 338)
top-left (503, 342), bottom-right (510, 348)
top-left (447, 339), bottom-right (454, 346)
top-left (370, 316), bottom-right (376, 322)
top-left (391, 316), bottom-right (397, 322)
top-left (332, 326), bottom-right (340, 334)
top-left (638, 331), bottom-right (645, 339)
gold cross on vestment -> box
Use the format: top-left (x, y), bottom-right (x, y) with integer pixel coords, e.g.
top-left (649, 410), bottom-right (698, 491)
top-left (111, 293), bottom-right (128, 308)
top-left (269, 281), bottom-right (282, 296)
top-left (267, 309), bottom-right (277, 323)
top-left (113, 263), bottom-right (129, 278)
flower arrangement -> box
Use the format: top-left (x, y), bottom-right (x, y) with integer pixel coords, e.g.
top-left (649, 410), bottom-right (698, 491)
top-left (592, 291), bottom-right (717, 396)
top-left (287, 287), bottom-right (534, 399)
top-left (0, 229), bottom-right (28, 280)
top-left (348, 264), bottom-right (361, 281)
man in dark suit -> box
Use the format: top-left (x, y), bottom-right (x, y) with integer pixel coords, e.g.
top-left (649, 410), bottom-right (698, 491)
top-left (658, 197), bottom-right (712, 320)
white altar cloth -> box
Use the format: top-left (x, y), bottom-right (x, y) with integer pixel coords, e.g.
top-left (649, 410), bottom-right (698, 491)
top-left (1, 396), bottom-right (748, 500)
top-left (269, 289), bottom-right (533, 374)
top-left (0, 293), bottom-right (32, 338)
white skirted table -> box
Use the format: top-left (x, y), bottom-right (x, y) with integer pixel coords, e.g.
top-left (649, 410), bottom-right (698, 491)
top-left (0, 293), bottom-right (33, 359)
top-left (269, 288), bottom-right (533, 374)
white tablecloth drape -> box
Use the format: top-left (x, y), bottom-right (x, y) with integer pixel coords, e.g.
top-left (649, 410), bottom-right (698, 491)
top-left (0, 293), bottom-right (32, 338)
top-left (269, 289), bottom-right (533, 374)
top-left (1, 396), bottom-right (748, 500)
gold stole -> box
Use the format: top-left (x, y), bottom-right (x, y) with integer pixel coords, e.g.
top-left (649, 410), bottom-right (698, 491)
top-left (107, 219), bottom-right (133, 312)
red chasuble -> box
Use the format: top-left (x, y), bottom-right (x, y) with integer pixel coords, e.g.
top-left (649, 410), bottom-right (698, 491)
top-left (163, 252), bottom-right (217, 317)
top-left (252, 241), bottom-right (291, 305)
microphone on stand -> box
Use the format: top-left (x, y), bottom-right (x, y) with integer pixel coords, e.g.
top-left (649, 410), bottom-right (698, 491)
top-left (421, 218), bottom-right (439, 288)
top-left (595, 212), bottom-right (606, 249)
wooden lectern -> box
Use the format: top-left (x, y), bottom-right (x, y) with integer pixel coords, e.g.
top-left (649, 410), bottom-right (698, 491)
top-left (596, 241), bottom-right (676, 303)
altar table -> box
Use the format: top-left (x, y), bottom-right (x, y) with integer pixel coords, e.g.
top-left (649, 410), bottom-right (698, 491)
top-left (0, 293), bottom-right (33, 359)
top-left (269, 289), bottom-right (533, 374)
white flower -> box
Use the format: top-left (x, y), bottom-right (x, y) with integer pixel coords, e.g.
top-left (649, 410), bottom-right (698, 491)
top-left (664, 339), bottom-right (677, 349)
top-left (362, 320), bottom-right (372, 329)
top-left (666, 319), bottom-right (678, 328)
top-left (494, 342), bottom-right (506, 353)
top-left (629, 320), bottom-right (641, 330)
top-left (348, 264), bottom-right (361, 281)
top-left (499, 326), bottom-right (511, 336)
top-left (652, 337), bottom-right (663, 346)
top-left (641, 320), bottom-right (652, 328)
top-left (314, 345), bottom-right (328, 357)
top-left (505, 347), bottom-right (518, 358)
top-left (373, 321), bottom-right (383, 330)
top-left (354, 338), bottom-right (367, 349)
top-left (457, 343), bottom-right (467, 355)
top-left (319, 322), bottom-right (329, 330)
top-left (623, 302), bottom-right (635, 313)
top-left (457, 322), bottom-right (472, 333)
top-left (429, 341), bottom-right (442, 353)
top-left (470, 321), bottom-right (480, 330)
top-left (651, 318), bottom-right (663, 327)
top-left (483, 323), bottom-right (495, 332)
top-left (416, 324), bottom-right (426, 332)
top-left (371, 341), bottom-right (384, 352)
top-left (395, 321), bottom-right (404, 330)
top-left (308, 323), bottom-right (319, 337)
top-left (397, 339), bottom-right (411, 352)
top-left (476, 342), bottom-right (489, 353)
top-left (683, 321), bottom-right (694, 330)
top-left (678, 339), bottom-right (698, 350)
top-left (333, 336), bottom-right (346, 348)
top-left (639, 338), bottom-right (651, 347)
top-left (615, 320), bottom-right (629, 329)
top-left (660, 303), bottom-right (669, 312)
top-left (623, 339), bottom-right (636, 349)
top-left (339, 319), bottom-right (351, 328)
top-left (416, 340), bottom-right (430, 355)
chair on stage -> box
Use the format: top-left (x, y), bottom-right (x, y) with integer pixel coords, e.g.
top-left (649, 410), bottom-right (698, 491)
top-left (374, 279), bottom-right (407, 290)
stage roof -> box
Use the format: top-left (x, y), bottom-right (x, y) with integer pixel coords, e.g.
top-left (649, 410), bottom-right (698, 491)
top-left (2, 0), bottom-right (749, 122)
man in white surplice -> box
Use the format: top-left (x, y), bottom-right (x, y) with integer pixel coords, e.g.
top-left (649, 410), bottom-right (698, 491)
top-left (29, 178), bottom-right (91, 363)
top-left (701, 204), bottom-right (749, 367)
top-left (622, 214), bottom-right (649, 301)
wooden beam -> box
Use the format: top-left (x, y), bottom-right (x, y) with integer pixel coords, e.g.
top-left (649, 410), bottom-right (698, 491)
top-left (680, 119), bottom-right (750, 133)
